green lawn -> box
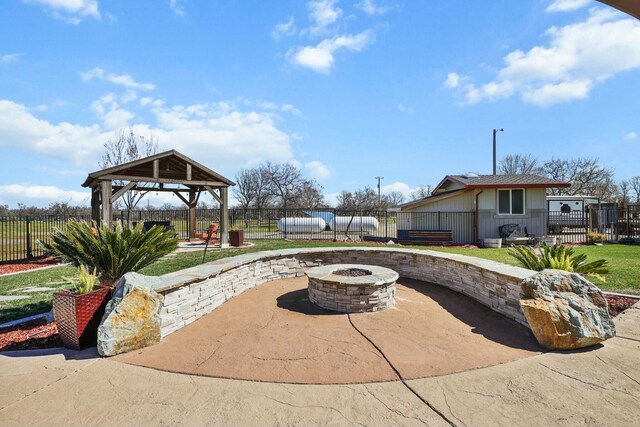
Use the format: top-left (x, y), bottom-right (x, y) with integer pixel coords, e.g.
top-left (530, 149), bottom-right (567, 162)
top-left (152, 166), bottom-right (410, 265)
top-left (1, 241), bottom-right (638, 324)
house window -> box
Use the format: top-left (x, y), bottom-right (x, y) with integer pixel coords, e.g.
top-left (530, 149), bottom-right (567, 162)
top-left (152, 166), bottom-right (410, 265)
top-left (498, 189), bottom-right (525, 215)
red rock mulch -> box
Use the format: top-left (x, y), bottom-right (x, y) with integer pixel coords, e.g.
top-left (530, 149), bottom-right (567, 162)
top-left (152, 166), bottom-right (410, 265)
top-left (0, 319), bottom-right (62, 351)
top-left (0, 257), bottom-right (63, 275)
top-left (606, 294), bottom-right (639, 318)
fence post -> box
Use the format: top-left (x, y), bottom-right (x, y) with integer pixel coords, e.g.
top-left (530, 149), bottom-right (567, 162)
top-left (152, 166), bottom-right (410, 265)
top-left (584, 208), bottom-right (588, 243)
top-left (627, 206), bottom-right (631, 239)
top-left (333, 208), bottom-right (337, 241)
top-left (283, 206), bottom-right (287, 240)
top-left (25, 216), bottom-right (33, 259)
top-left (385, 211), bottom-right (388, 240)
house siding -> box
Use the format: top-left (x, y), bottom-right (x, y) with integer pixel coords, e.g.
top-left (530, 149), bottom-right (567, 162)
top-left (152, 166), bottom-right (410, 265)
top-left (400, 187), bottom-right (548, 243)
top-left (477, 188), bottom-right (547, 240)
top-left (398, 191), bottom-right (475, 243)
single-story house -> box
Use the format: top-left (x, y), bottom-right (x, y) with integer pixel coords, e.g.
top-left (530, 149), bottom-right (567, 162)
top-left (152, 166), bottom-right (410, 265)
top-left (397, 174), bottom-right (571, 244)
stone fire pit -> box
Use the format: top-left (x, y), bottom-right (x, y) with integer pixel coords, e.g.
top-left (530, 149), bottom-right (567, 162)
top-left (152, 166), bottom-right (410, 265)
top-left (305, 264), bottom-right (398, 313)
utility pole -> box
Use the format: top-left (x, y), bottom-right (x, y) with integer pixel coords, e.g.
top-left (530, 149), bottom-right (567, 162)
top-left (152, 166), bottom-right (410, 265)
top-left (374, 176), bottom-right (384, 204)
top-left (493, 128), bottom-right (504, 175)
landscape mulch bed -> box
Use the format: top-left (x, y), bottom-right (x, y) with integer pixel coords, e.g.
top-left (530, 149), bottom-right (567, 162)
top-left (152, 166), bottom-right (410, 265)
top-left (605, 294), bottom-right (639, 318)
top-left (0, 257), bottom-right (63, 275)
top-left (0, 318), bottom-right (62, 351)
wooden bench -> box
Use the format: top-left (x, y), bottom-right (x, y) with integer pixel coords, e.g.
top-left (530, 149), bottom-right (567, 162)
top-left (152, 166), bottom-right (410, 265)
top-left (397, 229), bottom-right (453, 246)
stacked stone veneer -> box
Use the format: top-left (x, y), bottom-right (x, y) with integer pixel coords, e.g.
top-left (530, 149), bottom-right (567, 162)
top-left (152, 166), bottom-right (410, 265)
top-left (154, 247), bottom-right (535, 337)
top-left (306, 265), bottom-right (397, 313)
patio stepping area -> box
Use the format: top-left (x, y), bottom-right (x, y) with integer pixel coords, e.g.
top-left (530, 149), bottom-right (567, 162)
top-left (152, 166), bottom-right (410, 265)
top-left (116, 277), bottom-right (542, 384)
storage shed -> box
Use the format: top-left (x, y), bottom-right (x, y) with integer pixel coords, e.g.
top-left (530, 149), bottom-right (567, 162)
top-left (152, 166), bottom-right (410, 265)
top-left (398, 174), bottom-right (571, 244)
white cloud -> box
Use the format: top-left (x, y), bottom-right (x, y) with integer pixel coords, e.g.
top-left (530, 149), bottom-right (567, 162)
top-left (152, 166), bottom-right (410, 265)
top-left (81, 67), bottom-right (156, 91)
top-left (1, 53), bottom-right (22, 64)
top-left (355, 0), bottom-right (390, 16)
top-left (546, 0), bottom-right (590, 13)
top-left (23, 0), bottom-right (100, 24)
top-left (446, 9), bottom-right (640, 106)
top-left (0, 184), bottom-right (90, 205)
top-left (169, 0), bottom-right (185, 16)
top-left (521, 79), bottom-right (592, 106)
top-left (307, 0), bottom-right (342, 35)
top-left (304, 161), bottom-right (332, 181)
top-left (288, 30), bottom-right (373, 73)
top-left (272, 16), bottom-right (296, 40)
top-left (149, 103), bottom-right (295, 169)
top-left (0, 99), bottom-right (106, 165)
top-left (253, 99), bottom-right (302, 116)
top-left (0, 94), bottom-right (297, 174)
top-left (381, 181), bottom-right (416, 199)
top-left (624, 131), bottom-right (637, 141)
top-left (444, 72), bottom-right (461, 89)
top-left (89, 92), bottom-right (134, 129)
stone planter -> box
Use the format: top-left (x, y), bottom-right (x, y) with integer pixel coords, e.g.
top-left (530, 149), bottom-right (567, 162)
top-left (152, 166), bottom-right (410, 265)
top-left (229, 230), bottom-right (244, 247)
top-left (53, 285), bottom-right (111, 350)
top-left (483, 238), bottom-right (502, 248)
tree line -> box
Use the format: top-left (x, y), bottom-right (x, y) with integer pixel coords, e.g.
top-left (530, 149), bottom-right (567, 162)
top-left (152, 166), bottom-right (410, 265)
top-left (2, 127), bottom-right (638, 216)
top-left (498, 154), bottom-right (640, 205)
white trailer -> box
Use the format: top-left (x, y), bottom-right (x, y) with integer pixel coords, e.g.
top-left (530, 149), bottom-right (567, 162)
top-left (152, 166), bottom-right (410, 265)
top-left (547, 195), bottom-right (599, 233)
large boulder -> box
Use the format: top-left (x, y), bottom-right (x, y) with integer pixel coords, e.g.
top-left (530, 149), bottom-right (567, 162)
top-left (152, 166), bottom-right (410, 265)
top-left (520, 269), bottom-right (616, 350)
top-left (97, 272), bottom-right (164, 357)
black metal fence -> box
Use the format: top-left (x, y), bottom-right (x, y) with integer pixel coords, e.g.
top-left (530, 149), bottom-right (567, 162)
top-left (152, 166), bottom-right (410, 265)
top-left (547, 205), bottom-right (640, 244)
top-left (2, 206), bottom-right (637, 262)
top-left (0, 208), bottom-right (473, 262)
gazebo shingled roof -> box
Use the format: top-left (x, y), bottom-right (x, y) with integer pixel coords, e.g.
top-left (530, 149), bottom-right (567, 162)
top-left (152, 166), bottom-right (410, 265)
top-left (597, 0), bottom-right (640, 20)
top-left (82, 150), bottom-right (235, 246)
top-left (82, 149), bottom-right (235, 188)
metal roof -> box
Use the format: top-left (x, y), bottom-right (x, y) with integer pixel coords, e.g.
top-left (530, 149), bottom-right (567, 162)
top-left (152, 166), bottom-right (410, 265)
top-left (397, 189), bottom-right (465, 210)
top-left (446, 174), bottom-right (570, 188)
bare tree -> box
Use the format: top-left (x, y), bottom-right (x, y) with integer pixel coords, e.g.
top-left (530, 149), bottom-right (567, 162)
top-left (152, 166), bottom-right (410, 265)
top-left (263, 162), bottom-right (304, 208)
top-left (336, 187), bottom-right (384, 211)
top-left (409, 185), bottom-right (434, 201)
top-left (617, 180), bottom-right (630, 206)
top-left (543, 157), bottom-right (615, 199)
top-left (498, 154), bottom-right (543, 175)
top-left (291, 180), bottom-right (326, 209)
top-left (100, 128), bottom-right (158, 219)
top-left (630, 176), bottom-right (640, 204)
top-left (384, 191), bottom-right (405, 207)
top-left (233, 168), bottom-right (259, 210)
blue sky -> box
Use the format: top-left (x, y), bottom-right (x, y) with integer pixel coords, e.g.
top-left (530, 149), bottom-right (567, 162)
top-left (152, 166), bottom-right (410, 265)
top-left (0, 0), bottom-right (638, 208)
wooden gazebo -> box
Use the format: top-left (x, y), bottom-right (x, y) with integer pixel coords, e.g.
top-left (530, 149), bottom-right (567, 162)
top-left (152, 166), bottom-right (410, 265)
top-left (82, 150), bottom-right (235, 246)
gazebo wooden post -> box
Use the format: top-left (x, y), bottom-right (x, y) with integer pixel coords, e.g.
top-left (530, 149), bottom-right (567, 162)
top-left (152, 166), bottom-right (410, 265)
top-left (101, 180), bottom-right (112, 227)
top-left (91, 186), bottom-right (101, 224)
top-left (188, 189), bottom-right (197, 241)
top-left (220, 187), bottom-right (229, 247)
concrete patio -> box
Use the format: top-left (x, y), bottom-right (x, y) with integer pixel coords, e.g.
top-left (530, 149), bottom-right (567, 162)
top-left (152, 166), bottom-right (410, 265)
top-left (1, 287), bottom-right (639, 426)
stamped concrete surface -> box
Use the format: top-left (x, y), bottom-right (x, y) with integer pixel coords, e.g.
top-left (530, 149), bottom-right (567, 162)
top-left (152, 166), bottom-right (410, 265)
top-left (1, 329), bottom-right (639, 426)
top-left (116, 277), bottom-right (541, 384)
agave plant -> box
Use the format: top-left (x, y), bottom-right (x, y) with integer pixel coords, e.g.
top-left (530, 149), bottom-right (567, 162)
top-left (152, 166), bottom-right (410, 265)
top-left (42, 220), bottom-right (179, 281)
top-left (62, 265), bottom-right (100, 294)
top-left (508, 243), bottom-right (609, 278)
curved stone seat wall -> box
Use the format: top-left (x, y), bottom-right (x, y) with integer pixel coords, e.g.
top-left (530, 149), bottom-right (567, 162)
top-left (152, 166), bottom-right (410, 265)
top-left (154, 247), bottom-right (535, 337)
